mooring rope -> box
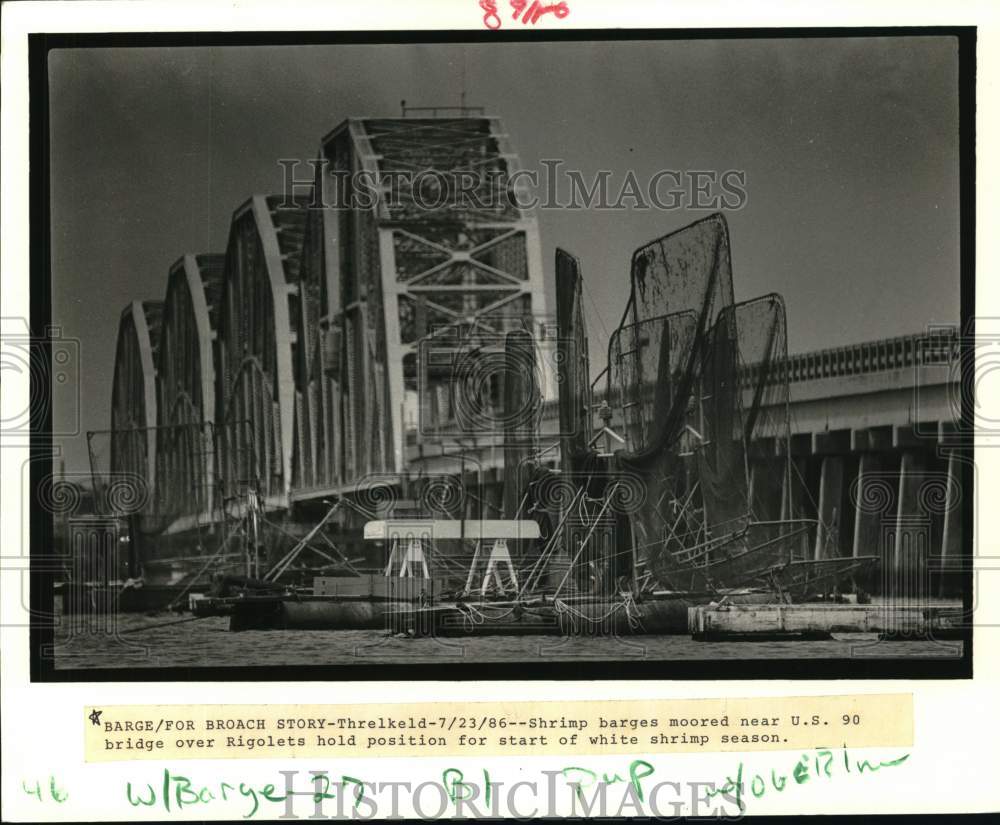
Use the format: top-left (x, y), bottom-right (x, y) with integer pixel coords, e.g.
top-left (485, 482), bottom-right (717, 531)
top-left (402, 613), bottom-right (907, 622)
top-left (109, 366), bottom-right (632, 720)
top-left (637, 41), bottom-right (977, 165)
top-left (552, 593), bottom-right (644, 631)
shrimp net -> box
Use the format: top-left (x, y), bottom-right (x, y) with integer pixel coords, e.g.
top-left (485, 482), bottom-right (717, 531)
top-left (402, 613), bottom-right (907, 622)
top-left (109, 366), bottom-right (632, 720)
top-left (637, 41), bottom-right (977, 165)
top-left (606, 214), bottom-right (797, 591)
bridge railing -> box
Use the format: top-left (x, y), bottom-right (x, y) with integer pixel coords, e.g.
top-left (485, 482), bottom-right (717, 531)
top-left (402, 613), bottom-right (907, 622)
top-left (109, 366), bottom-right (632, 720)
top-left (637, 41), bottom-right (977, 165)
top-left (740, 329), bottom-right (960, 388)
top-left (403, 329), bottom-right (962, 441)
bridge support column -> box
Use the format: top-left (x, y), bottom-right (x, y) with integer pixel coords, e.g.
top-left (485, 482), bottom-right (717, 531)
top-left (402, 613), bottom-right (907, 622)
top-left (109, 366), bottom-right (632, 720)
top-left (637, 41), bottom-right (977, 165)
top-left (886, 451), bottom-right (931, 613)
top-left (941, 451), bottom-right (962, 560)
top-left (939, 450), bottom-right (962, 595)
top-left (814, 456), bottom-right (844, 560)
top-left (851, 453), bottom-right (888, 559)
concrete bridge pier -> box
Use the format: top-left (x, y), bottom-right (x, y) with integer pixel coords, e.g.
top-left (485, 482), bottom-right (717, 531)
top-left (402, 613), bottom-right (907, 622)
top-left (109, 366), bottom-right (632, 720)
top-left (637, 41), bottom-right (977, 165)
top-left (939, 449), bottom-right (963, 594)
top-left (778, 456), bottom-right (815, 561)
top-left (851, 452), bottom-right (894, 560)
top-left (813, 455), bottom-right (845, 560)
top-left (884, 451), bottom-right (931, 632)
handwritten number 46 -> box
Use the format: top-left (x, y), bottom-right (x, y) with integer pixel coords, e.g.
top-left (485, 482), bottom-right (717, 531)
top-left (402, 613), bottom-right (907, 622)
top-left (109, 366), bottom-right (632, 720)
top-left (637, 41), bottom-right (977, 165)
top-left (23, 777), bottom-right (68, 803)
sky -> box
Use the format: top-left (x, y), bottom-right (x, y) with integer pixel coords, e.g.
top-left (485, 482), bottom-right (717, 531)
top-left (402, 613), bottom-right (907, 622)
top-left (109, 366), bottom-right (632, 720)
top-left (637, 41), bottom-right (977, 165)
top-left (49, 37), bottom-right (961, 473)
